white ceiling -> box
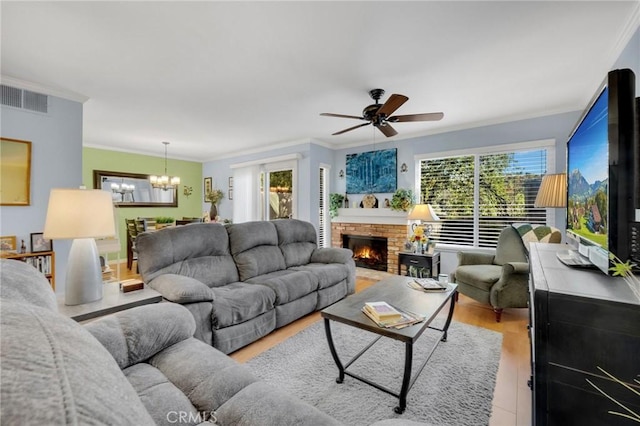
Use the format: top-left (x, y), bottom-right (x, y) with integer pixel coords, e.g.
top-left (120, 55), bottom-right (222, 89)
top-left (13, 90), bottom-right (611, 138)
top-left (1, 1), bottom-right (639, 162)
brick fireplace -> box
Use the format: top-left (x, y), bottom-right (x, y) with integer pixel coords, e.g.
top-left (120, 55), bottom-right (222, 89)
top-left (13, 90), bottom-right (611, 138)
top-left (331, 208), bottom-right (408, 274)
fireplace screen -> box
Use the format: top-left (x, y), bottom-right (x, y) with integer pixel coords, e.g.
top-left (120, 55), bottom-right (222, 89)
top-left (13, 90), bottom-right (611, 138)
top-left (342, 235), bottom-right (388, 271)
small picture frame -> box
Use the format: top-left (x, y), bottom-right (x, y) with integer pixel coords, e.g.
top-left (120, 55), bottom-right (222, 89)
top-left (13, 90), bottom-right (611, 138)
top-left (204, 177), bottom-right (212, 199)
top-left (228, 189), bottom-right (233, 200)
top-left (0, 235), bottom-right (17, 251)
top-left (228, 176), bottom-right (233, 188)
top-left (30, 233), bottom-right (52, 253)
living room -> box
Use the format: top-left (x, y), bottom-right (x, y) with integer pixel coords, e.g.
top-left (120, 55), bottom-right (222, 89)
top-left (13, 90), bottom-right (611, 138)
top-left (2, 2), bottom-right (640, 425)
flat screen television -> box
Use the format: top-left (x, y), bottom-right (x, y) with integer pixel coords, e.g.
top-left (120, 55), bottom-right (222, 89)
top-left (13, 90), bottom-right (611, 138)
top-left (565, 68), bottom-right (638, 274)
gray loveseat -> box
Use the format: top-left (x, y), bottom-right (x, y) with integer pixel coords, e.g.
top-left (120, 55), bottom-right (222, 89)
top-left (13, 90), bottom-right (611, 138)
top-left (0, 259), bottom-right (344, 425)
top-left (136, 219), bottom-right (356, 354)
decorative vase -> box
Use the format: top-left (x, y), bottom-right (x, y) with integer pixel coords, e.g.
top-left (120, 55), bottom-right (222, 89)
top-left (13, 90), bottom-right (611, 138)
top-left (209, 203), bottom-right (218, 221)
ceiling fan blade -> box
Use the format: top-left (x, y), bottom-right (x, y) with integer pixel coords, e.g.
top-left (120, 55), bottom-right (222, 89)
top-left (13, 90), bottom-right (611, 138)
top-left (320, 113), bottom-right (365, 120)
top-left (376, 94), bottom-right (409, 117)
top-left (388, 112), bottom-right (444, 122)
top-left (332, 122), bottom-right (371, 135)
top-left (375, 123), bottom-right (398, 137)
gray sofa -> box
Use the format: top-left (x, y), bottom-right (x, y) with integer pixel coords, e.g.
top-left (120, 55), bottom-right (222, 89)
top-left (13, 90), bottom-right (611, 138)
top-left (136, 219), bottom-right (356, 354)
top-left (0, 259), bottom-right (344, 425)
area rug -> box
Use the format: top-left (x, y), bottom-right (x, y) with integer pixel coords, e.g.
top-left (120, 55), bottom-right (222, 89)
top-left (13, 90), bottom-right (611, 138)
top-left (246, 319), bottom-right (502, 426)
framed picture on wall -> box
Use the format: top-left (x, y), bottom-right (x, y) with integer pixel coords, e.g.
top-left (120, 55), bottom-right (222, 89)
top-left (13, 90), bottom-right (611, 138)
top-left (30, 233), bottom-right (52, 253)
top-left (0, 138), bottom-right (32, 206)
top-left (345, 148), bottom-right (397, 194)
top-left (204, 177), bottom-right (212, 199)
top-left (0, 235), bottom-right (17, 251)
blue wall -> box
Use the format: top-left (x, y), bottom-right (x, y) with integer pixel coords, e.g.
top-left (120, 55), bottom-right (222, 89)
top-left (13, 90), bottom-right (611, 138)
top-left (1, 95), bottom-right (84, 292)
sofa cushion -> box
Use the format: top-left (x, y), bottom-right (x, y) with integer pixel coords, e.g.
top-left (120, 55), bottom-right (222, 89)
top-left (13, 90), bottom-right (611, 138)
top-left (0, 301), bottom-right (154, 425)
top-left (124, 363), bottom-right (200, 425)
top-left (227, 221), bottom-right (286, 280)
top-left (150, 337), bottom-right (259, 415)
top-left (291, 263), bottom-right (350, 290)
top-left (137, 223), bottom-right (239, 286)
top-left (272, 218), bottom-right (317, 267)
top-left (247, 270), bottom-right (319, 304)
top-left (0, 259), bottom-right (57, 310)
top-left (216, 381), bottom-right (343, 426)
top-left (85, 303), bottom-right (197, 369)
top-left (209, 282), bottom-right (276, 328)
top-left (455, 264), bottom-right (502, 292)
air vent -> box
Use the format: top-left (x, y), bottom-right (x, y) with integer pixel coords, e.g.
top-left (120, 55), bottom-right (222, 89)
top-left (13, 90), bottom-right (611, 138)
top-left (1, 85), bottom-right (48, 113)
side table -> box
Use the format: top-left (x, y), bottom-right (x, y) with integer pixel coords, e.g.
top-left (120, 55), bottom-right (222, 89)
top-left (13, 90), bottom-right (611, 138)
top-left (397, 252), bottom-right (440, 277)
top-left (57, 281), bottom-right (162, 322)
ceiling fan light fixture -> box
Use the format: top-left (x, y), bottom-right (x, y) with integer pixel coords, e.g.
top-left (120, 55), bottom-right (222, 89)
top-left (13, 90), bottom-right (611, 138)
top-left (320, 88), bottom-right (443, 138)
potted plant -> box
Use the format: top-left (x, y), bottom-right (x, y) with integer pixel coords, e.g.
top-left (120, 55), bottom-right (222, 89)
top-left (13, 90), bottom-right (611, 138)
top-left (329, 193), bottom-right (345, 218)
top-left (205, 189), bottom-right (224, 220)
top-left (389, 188), bottom-right (415, 212)
top-left (155, 216), bottom-right (175, 229)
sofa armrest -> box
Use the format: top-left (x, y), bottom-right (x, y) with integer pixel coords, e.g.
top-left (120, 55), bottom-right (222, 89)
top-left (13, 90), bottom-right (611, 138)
top-left (310, 247), bottom-right (354, 264)
top-left (148, 274), bottom-right (215, 304)
top-left (457, 251), bottom-right (495, 266)
top-left (85, 303), bottom-right (196, 369)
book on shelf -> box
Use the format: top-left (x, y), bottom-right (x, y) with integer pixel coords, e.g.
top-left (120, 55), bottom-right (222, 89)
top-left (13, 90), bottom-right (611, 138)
top-left (363, 301), bottom-right (402, 321)
top-left (362, 303), bottom-right (425, 329)
top-left (408, 277), bottom-right (448, 292)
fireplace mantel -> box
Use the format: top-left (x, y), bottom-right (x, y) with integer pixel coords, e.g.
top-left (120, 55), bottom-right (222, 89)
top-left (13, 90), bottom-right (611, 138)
top-left (331, 208), bottom-right (408, 225)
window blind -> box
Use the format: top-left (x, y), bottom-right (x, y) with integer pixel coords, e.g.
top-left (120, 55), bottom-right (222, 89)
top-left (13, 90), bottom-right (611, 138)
top-left (420, 147), bottom-right (548, 248)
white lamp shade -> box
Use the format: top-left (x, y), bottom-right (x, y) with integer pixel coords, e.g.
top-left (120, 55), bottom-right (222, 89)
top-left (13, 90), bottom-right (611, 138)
top-left (534, 173), bottom-right (567, 208)
top-left (43, 189), bottom-right (116, 240)
top-left (407, 204), bottom-right (440, 222)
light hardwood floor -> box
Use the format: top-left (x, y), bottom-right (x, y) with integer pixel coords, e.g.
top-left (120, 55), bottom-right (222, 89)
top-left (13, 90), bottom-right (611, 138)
top-left (122, 263), bottom-right (530, 425)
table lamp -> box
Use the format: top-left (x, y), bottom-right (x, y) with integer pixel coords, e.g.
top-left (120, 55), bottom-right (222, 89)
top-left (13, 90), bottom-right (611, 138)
top-left (408, 203), bottom-right (440, 228)
top-left (534, 173), bottom-right (567, 208)
top-left (43, 188), bottom-right (116, 305)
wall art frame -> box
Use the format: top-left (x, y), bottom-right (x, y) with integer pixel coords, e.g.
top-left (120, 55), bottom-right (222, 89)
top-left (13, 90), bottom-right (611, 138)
top-left (0, 137), bottom-right (32, 206)
top-left (346, 148), bottom-right (397, 194)
top-left (30, 232), bottom-right (53, 253)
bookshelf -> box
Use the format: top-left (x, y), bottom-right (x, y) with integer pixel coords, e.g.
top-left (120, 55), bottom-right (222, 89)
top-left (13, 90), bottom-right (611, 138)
top-left (3, 251), bottom-right (55, 290)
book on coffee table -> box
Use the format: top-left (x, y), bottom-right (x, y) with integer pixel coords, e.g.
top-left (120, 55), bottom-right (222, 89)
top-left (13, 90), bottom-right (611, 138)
top-left (363, 301), bottom-right (402, 321)
top-left (362, 302), bottom-right (425, 329)
top-left (408, 278), bottom-right (448, 292)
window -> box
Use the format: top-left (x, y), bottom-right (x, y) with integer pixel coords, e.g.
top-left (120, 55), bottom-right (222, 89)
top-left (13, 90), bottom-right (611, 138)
top-left (418, 141), bottom-right (553, 247)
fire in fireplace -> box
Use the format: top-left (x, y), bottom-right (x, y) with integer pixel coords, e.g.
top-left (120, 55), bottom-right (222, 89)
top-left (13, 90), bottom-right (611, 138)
top-left (342, 235), bottom-right (388, 271)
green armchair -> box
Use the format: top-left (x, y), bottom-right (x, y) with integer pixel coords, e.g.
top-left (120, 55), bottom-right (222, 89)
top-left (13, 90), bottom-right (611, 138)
top-left (452, 226), bottom-right (531, 322)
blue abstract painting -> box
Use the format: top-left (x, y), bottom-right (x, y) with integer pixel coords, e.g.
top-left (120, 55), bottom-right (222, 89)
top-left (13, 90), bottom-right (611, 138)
top-left (346, 148), bottom-right (397, 194)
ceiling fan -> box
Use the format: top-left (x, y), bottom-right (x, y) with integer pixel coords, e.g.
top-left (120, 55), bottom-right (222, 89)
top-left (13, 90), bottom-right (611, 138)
top-left (320, 88), bottom-right (444, 137)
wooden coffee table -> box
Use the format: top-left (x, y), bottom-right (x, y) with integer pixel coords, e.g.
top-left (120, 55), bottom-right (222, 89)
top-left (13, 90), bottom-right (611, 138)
top-left (321, 275), bottom-right (457, 414)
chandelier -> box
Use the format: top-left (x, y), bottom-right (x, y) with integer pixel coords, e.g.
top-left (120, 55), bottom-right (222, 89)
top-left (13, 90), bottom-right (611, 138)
top-left (110, 182), bottom-right (135, 202)
top-left (150, 141), bottom-right (180, 190)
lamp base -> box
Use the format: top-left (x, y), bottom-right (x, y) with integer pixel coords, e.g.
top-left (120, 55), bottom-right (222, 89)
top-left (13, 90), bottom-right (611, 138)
top-left (65, 238), bottom-right (103, 306)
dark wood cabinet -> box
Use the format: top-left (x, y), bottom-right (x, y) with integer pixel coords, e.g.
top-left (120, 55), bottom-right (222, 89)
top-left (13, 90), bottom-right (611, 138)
top-left (529, 243), bottom-right (640, 426)
top-left (397, 252), bottom-right (440, 277)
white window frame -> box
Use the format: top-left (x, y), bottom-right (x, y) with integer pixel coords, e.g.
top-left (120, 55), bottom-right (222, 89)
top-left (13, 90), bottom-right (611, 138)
top-left (415, 139), bottom-right (557, 248)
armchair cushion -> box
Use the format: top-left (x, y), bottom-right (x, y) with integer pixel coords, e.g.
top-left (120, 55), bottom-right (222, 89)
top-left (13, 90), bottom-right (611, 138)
top-left (494, 226), bottom-right (528, 265)
top-left (454, 264), bottom-right (502, 292)
top-left (456, 251), bottom-right (495, 266)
